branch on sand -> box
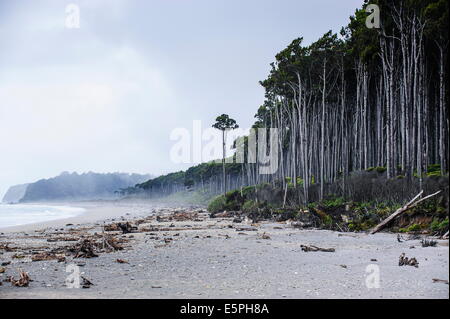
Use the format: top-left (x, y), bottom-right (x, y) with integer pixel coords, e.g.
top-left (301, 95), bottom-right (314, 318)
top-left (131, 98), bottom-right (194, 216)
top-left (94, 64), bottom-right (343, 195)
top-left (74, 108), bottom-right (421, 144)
top-left (300, 244), bottom-right (335, 252)
top-left (10, 269), bottom-right (31, 287)
top-left (370, 190), bottom-right (442, 235)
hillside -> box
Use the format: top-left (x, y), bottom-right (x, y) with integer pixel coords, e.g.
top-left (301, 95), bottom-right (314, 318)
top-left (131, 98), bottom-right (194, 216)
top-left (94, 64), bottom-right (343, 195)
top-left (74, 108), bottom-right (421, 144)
top-left (14, 172), bottom-right (152, 203)
top-left (2, 183), bottom-right (30, 204)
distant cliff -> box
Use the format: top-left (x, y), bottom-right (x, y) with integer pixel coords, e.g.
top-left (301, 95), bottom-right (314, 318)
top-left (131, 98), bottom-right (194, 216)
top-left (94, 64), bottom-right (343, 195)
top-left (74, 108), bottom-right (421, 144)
top-left (4, 172), bottom-right (152, 203)
top-left (2, 183), bottom-right (30, 203)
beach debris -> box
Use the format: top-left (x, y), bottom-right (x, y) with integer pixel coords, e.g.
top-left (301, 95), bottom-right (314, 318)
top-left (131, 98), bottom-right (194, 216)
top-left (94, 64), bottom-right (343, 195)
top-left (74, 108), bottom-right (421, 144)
top-left (211, 211), bottom-right (234, 218)
top-left (0, 267), bottom-right (5, 273)
top-left (1, 261), bottom-right (11, 266)
top-left (441, 231), bottom-right (449, 239)
top-left (421, 238), bottom-right (437, 247)
top-left (172, 211), bottom-right (199, 221)
top-left (398, 253), bottom-right (419, 268)
top-left (432, 278), bottom-right (449, 284)
top-left (258, 232), bottom-right (271, 240)
top-left (340, 264), bottom-right (347, 268)
top-left (81, 276), bottom-right (93, 288)
top-left (370, 259), bottom-right (377, 262)
top-left (0, 244), bottom-right (15, 252)
top-left (151, 286), bottom-right (162, 288)
top-left (116, 258), bottom-right (129, 264)
top-left (235, 226), bottom-right (258, 232)
top-left (370, 190), bottom-right (441, 234)
top-left (397, 234), bottom-right (403, 242)
top-left (31, 252), bottom-right (65, 262)
top-left (102, 235), bottom-right (125, 252)
top-left (104, 223), bottom-right (120, 231)
top-left (47, 236), bottom-right (78, 242)
top-left (72, 239), bottom-right (99, 258)
top-left (156, 215), bottom-right (170, 222)
top-left (300, 245), bottom-right (335, 252)
top-left (118, 222), bottom-right (135, 234)
top-left (10, 269), bottom-right (31, 287)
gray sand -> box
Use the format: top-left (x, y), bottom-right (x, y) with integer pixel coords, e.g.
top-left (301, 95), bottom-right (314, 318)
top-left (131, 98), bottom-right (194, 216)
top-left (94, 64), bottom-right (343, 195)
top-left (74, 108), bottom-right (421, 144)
top-left (0, 204), bottom-right (448, 299)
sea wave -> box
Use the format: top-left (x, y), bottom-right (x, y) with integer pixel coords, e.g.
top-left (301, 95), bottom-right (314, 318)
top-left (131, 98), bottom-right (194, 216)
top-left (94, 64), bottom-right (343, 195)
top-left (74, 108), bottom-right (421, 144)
top-left (0, 204), bottom-right (85, 228)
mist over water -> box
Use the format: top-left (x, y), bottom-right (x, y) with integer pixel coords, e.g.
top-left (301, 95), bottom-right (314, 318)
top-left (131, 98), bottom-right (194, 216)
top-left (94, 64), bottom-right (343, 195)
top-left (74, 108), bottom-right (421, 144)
top-left (0, 204), bottom-right (85, 228)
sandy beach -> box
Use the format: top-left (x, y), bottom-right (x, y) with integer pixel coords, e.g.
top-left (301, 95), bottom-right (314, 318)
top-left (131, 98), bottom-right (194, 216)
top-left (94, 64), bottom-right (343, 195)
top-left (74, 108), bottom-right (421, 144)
top-left (0, 202), bottom-right (448, 299)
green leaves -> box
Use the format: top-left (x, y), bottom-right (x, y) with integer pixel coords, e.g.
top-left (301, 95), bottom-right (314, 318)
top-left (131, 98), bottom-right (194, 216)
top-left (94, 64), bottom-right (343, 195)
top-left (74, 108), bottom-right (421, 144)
top-left (212, 114), bottom-right (239, 131)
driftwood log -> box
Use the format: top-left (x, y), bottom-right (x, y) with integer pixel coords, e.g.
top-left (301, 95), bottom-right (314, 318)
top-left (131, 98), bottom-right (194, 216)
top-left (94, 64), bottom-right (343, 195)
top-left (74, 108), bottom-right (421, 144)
top-left (300, 244), bottom-right (335, 252)
top-left (370, 190), bottom-right (442, 235)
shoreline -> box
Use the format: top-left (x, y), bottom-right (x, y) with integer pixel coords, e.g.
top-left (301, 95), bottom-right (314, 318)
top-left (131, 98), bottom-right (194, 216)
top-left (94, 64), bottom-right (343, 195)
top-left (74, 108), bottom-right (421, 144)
top-left (0, 201), bottom-right (164, 233)
top-left (0, 204), bottom-right (448, 299)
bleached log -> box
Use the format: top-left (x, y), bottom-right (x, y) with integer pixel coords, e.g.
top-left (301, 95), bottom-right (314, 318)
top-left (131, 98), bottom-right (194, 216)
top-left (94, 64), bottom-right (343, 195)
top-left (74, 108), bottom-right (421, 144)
top-left (370, 190), bottom-right (441, 234)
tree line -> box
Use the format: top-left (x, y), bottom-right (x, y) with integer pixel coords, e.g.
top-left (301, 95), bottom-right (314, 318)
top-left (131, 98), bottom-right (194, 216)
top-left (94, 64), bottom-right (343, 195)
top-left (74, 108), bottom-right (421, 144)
top-left (127, 0), bottom-right (448, 205)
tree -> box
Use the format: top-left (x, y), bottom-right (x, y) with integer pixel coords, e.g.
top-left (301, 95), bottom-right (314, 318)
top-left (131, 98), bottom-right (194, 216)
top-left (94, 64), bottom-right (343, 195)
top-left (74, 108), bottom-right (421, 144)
top-left (212, 114), bottom-right (239, 195)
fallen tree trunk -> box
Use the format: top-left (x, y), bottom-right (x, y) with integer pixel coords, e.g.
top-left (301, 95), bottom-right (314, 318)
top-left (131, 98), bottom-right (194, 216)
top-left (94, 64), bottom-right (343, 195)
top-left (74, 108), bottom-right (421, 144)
top-left (370, 190), bottom-right (442, 235)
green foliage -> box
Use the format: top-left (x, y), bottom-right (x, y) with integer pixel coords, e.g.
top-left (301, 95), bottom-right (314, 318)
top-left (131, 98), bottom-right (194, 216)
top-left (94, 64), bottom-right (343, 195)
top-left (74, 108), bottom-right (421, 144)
top-left (430, 218), bottom-right (449, 232)
top-left (366, 166), bottom-right (387, 173)
top-left (242, 200), bottom-right (258, 213)
top-left (323, 214), bottom-right (333, 226)
top-left (207, 195), bottom-right (227, 213)
top-left (212, 114), bottom-right (239, 131)
top-left (426, 164), bottom-right (442, 177)
top-left (399, 224), bottom-right (422, 233)
top-left (322, 197), bottom-right (345, 209)
top-left (376, 167), bottom-right (387, 173)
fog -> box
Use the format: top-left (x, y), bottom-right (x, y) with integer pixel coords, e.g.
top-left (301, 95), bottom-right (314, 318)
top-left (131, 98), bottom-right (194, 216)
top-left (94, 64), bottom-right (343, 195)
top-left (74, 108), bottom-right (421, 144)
top-left (0, 0), bottom-right (361, 198)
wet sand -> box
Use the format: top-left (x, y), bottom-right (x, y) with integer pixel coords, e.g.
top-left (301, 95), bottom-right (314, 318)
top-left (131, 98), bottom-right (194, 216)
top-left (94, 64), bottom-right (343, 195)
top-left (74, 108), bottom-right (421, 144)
top-left (0, 203), bottom-right (448, 299)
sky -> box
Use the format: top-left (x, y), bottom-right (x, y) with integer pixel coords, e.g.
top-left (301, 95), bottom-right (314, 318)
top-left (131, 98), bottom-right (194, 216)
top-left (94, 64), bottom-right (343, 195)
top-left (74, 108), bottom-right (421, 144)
top-left (0, 0), bottom-right (362, 199)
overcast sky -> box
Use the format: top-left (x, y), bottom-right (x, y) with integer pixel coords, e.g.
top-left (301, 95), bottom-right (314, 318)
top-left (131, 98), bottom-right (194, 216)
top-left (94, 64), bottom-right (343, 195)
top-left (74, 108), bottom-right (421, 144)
top-left (0, 0), bottom-right (362, 198)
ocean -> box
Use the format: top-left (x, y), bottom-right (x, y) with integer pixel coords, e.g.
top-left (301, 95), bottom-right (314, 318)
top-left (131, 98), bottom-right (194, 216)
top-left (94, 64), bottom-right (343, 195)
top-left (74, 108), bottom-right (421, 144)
top-left (0, 204), bottom-right (85, 228)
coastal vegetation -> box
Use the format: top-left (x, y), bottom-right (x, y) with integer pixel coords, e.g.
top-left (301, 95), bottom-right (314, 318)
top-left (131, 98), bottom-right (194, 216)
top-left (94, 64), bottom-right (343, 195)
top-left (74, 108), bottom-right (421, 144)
top-left (123, 0), bottom-right (449, 233)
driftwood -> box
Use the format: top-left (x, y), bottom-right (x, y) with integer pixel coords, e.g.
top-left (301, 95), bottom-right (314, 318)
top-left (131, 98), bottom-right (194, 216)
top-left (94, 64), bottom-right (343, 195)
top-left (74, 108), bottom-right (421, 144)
top-left (370, 190), bottom-right (441, 234)
top-left (81, 276), bottom-right (93, 288)
top-left (398, 253), bottom-right (419, 268)
top-left (421, 238), bottom-right (437, 247)
top-left (432, 278), bottom-right (449, 284)
top-left (442, 231), bottom-right (449, 239)
top-left (10, 269), bottom-right (31, 287)
top-left (300, 244), bottom-right (335, 252)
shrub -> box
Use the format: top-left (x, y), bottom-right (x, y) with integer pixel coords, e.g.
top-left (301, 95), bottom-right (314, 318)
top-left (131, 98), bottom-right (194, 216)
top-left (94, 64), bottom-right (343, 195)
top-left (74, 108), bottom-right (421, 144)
top-left (399, 223), bottom-right (422, 233)
top-left (375, 166), bottom-right (387, 173)
top-left (430, 218), bottom-right (449, 233)
top-left (242, 200), bottom-right (258, 213)
top-left (207, 195), bottom-right (226, 213)
top-left (322, 197), bottom-right (345, 209)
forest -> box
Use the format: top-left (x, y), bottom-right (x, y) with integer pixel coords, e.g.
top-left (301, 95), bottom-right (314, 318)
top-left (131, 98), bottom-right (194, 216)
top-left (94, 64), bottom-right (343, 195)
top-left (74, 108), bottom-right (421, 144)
top-left (124, 0), bottom-right (449, 232)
